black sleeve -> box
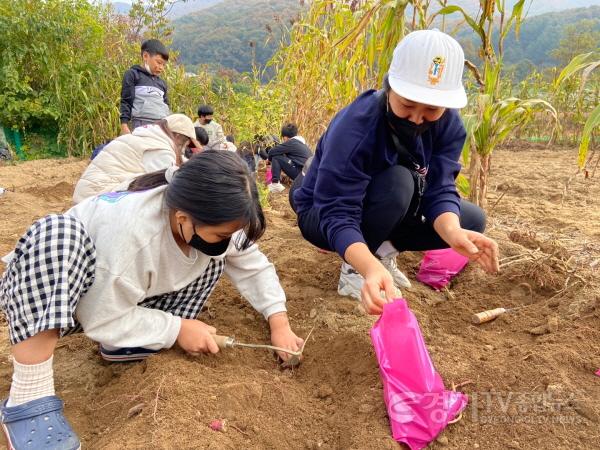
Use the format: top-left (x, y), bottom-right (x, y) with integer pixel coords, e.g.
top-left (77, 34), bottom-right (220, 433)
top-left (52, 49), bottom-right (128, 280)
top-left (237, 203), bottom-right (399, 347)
top-left (120, 69), bottom-right (136, 124)
top-left (258, 148), bottom-right (269, 160)
top-left (266, 143), bottom-right (288, 160)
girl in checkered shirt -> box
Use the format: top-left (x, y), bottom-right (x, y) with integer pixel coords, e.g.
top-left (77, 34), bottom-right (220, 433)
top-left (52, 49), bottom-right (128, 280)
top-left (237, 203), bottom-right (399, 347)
top-left (0, 151), bottom-right (302, 450)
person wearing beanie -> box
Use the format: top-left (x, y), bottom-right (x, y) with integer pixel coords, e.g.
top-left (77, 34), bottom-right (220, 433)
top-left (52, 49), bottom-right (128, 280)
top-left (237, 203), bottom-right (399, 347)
top-left (291, 29), bottom-right (499, 314)
top-left (73, 114), bottom-right (199, 204)
top-left (120, 39), bottom-right (171, 134)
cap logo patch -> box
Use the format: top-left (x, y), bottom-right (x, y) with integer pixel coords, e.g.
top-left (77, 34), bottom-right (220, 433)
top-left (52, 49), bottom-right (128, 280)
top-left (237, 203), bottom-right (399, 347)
top-left (428, 56), bottom-right (445, 85)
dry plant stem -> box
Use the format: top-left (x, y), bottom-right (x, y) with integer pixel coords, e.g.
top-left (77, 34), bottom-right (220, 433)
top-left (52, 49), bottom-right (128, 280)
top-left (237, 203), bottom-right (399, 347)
top-left (443, 286), bottom-right (455, 300)
top-left (499, 248), bottom-right (540, 264)
top-left (448, 411), bottom-right (463, 424)
top-left (499, 252), bottom-right (530, 262)
top-left (590, 151), bottom-right (599, 178)
top-left (464, 59), bottom-right (484, 88)
top-left (489, 191), bottom-right (507, 215)
top-left (446, 379), bottom-right (472, 424)
top-left (153, 375), bottom-right (167, 424)
top-left (498, 245), bottom-right (575, 270)
top-left (547, 280), bottom-right (583, 302)
top-left (230, 424), bottom-right (249, 436)
top-left (560, 167), bottom-right (581, 205)
top-left (499, 255), bottom-right (536, 268)
top-left (451, 380), bottom-right (473, 390)
top-left (499, 257), bottom-right (531, 268)
top-left (301, 325), bottom-right (315, 350)
top-left (92, 393), bottom-right (145, 411)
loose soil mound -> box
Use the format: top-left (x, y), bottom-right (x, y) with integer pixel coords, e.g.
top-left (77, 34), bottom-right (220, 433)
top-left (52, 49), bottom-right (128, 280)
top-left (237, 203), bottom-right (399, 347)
top-left (0, 145), bottom-right (598, 449)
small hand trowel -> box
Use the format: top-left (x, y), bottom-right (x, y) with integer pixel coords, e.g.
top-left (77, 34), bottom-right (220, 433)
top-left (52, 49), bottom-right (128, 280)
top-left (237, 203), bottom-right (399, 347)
top-left (212, 326), bottom-right (314, 368)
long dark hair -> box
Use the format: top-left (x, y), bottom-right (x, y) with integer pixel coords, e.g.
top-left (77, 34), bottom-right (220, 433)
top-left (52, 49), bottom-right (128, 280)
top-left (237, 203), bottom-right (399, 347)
top-left (156, 119), bottom-right (184, 166)
top-left (128, 151), bottom-right (265, 249)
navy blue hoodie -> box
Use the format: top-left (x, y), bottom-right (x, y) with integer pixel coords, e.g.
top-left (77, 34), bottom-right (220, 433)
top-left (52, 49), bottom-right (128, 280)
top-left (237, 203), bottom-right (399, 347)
top-left (293, 89), bottom-right (466, 257)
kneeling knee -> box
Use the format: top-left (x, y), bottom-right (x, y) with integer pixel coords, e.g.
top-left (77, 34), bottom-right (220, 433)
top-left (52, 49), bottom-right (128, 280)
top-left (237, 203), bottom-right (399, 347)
top-left (371, 165), bottom-right (415, 209)
top-left (462, 203), bottom-right (486, 233)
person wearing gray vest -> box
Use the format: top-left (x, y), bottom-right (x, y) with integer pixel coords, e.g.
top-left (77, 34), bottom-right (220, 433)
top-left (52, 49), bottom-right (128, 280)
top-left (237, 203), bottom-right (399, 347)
top-left (120, 39), bottom-right (171, 134)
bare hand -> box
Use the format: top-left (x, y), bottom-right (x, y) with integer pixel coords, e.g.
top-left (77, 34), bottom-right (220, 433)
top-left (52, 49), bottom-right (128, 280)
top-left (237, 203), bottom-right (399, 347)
top-left (177, 319), bottom-right (219, 355)
top-left (268, 312), bottom-right (304, 362)
top-left (271, 328), bottom-right (304, 362)
top-left (120, 124), bottom-right (131, 135)
top-left (361, 263), bottom-right (396, 315)
top-left (447, 229), bottom-right (499, 274)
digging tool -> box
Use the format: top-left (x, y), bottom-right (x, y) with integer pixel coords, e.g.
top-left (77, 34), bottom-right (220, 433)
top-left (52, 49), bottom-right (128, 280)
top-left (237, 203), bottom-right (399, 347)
top-left (471, 306), bottom-right (528, 324)
top-left (212, 326), bottom-right (315, 367)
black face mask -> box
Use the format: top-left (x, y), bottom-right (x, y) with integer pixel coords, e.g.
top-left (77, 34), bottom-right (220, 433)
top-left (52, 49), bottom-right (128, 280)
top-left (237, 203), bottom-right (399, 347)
top-left (180, 224), bottom-right (231, 256)
top-left (203, 118), bottom-right (212, 125)
top-left (386, 97), bottom-right (432, 138)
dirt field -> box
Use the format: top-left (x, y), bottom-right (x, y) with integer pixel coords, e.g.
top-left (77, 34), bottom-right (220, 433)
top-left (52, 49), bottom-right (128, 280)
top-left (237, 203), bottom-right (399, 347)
top-left (0, 144), bottom-right (599, 449)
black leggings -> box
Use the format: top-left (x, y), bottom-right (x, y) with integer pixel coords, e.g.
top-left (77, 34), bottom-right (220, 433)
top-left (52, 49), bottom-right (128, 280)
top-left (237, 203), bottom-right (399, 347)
top-left (271, 155), bottom-right (302, 183)
top-left (290, 165), bottom-right (486, 253)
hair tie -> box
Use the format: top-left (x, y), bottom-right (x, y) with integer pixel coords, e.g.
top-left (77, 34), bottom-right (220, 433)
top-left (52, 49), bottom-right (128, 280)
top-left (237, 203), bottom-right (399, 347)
top-left (165, 165), bottom-right (179, 183)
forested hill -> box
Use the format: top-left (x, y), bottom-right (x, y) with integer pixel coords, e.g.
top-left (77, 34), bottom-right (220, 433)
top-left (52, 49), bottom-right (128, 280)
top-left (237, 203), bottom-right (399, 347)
top-left (447, 0), bottom-right (600, 16)
top-left (171, 0), bottom-right (303, 74)
top-left (458, 5), bottom-right (600, 69)
top-left (171, 2), bottom-right (600, 76)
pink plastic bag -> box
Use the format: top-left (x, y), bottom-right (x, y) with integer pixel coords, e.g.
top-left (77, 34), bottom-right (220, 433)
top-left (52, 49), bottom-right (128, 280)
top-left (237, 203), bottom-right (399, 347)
top-left (416, 248), bottom-right (469, 290)
top-left (370, 299), bottom-right (468, 449)
top-left (265, 168), bottom-right (273, 184)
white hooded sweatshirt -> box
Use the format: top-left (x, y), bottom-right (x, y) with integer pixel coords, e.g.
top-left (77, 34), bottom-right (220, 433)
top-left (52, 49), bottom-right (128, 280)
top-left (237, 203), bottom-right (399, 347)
top-left (73, 124), bottom-right (182, 204)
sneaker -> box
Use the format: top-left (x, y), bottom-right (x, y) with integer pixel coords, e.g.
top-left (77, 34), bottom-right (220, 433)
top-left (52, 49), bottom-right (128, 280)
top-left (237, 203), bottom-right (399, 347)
top-left (380, 253), bottom-right (412, 288)
top-left (337, 262), bottom-right (363, 300)
top-left (99, 344), bottom-right (159, 362)
top-left (337, 262), bottom-right (403, 301)
top-left (1, 396), bottom-right (81, 450)
top-left (268, 182), bottom-right (285, 193)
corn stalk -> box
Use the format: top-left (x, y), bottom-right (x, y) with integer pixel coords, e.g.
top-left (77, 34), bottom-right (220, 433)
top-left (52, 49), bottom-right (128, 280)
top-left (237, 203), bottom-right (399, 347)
top-left (437, 0), bottom-right (560, 208)
top-left (270, 0), bottom-right (413, 144)
top-left (552, 52), bottom-right (600, 163)
top-left (579, 104), bottom-right (600, 170)
top-left (464, 64), bottom-right (558, 205)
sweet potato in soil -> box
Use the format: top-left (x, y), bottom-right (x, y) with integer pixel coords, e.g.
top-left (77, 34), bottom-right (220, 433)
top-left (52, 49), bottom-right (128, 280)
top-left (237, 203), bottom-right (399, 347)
top-left (0, 143), bottom-right (598, 449)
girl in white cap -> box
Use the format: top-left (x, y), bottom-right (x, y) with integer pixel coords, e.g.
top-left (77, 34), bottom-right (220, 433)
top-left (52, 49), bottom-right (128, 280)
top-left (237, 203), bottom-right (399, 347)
top-left (291, 29), bottom-right (499, 314)
top-left (73, 113), bottom-right (200, 204)
top-left (0, 151), bottom-right (303, 449)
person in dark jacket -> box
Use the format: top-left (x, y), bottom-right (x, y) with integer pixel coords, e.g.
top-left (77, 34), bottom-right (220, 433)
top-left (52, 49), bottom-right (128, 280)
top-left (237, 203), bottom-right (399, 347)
top-left (120, 39), bottom-right (171, 135)
top-left (237, 141), bottom-right (257, 177)
top-left (261, 123), bottom-right (312, 193)
top-left (291, 30), bottom-right (499, 314)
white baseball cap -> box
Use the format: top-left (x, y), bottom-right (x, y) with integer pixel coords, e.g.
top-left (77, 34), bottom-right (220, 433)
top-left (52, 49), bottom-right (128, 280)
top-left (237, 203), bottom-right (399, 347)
top-left (164, 113), bottom-right (196, 141)
top-left (387, 29), bottom-right (467, 109)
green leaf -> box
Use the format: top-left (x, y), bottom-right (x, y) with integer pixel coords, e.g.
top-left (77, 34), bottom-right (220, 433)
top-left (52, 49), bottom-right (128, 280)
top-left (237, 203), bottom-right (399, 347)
top-left (579, 104), bottom-right (600, 168)
top-left (553, 52), bottom-right (596, 90)
top-left (456, 173), bottom-right (470, 197)
top-left (436, 5), bottom-right (485, 43)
